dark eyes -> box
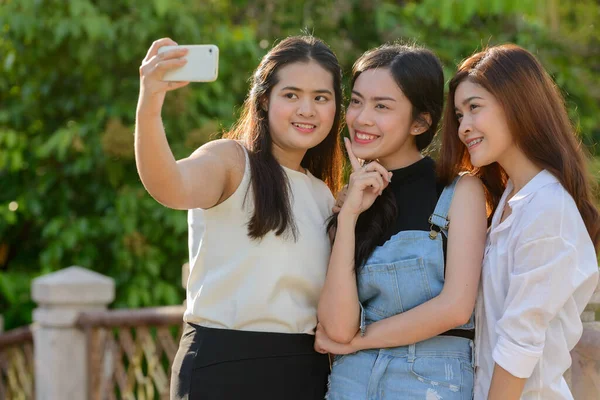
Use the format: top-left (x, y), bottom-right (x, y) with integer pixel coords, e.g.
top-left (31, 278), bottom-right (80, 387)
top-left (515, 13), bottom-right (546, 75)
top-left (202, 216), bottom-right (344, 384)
top-left (349, 98), bottom-right (388, 109)
top-left (455, 104), bottom-right (480, 122)
top-left (284, 93), bottom-right (329, 102)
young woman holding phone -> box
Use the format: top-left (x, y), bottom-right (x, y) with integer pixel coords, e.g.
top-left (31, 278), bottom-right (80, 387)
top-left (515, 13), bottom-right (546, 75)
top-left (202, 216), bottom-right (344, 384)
top-left (135, 36), bottom-right (344, 399)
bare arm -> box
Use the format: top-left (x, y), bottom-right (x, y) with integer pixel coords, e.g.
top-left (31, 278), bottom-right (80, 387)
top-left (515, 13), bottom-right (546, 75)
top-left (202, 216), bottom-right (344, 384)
top-left (345, 176), bottom-right (487, 349)
top-left (317, 211), bottom-right (361, 343)
top-left (134, 38), bottom-right (235, 210)
top-left (317, 138), bottom-right (391, 343)
top-left (487, 363), bottom-right (527, 400)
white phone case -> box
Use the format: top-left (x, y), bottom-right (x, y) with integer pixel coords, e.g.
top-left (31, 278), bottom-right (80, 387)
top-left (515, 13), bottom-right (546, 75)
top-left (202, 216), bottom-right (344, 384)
top-left (158, 45), bottom-right (219, 82)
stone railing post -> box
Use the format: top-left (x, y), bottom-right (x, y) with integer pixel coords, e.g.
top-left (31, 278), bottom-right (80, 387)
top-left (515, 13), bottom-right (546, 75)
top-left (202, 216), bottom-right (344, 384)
top-left (32, 266), bottom-right (114, 400)
top-left (569, 280), bottom-right (600, 400)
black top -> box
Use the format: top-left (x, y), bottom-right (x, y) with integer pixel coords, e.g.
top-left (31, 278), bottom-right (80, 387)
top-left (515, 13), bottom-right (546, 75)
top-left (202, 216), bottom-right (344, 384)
top-left (377, 156), bottom-right (442, 246)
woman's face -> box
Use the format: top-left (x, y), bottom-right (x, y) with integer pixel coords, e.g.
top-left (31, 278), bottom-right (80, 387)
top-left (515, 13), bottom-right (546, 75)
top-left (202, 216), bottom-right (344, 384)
top-left (346, 68), bottom-right (422, 169)
top-left (454, 80), bottom-right (515, 168)
top-left (266, 60), bottom-right (336, 159)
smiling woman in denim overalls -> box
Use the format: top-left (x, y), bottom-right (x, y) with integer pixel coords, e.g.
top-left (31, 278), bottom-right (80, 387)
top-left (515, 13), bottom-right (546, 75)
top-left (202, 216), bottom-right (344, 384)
top-left (316, 44), bottom-right (488, 399)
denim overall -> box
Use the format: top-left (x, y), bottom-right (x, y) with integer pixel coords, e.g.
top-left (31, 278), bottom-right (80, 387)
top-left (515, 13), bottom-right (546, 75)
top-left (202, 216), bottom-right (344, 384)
top-left (326, 176), bottom-right (475, 400)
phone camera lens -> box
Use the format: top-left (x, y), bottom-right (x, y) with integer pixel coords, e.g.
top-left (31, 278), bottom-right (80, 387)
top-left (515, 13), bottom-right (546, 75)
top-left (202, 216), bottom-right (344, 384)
top-left (209, 49), bottom-right (213, 53)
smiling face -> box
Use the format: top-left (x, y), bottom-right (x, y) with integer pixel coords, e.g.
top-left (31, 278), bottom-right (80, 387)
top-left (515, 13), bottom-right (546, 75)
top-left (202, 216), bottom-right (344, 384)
top-left (345, 68), bottom-right (425, 169)
top-left (454, 79), bottom-right (516, 168)
top-left (266, 60), bottom-right (336, 162)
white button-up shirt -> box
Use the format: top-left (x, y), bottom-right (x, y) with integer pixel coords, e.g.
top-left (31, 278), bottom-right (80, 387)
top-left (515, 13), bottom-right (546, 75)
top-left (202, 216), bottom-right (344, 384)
top-left (474, 170), bottom-right (599, 400)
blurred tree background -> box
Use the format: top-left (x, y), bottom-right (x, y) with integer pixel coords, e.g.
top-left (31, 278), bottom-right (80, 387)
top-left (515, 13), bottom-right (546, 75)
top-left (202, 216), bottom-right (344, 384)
top-left (1, 0), bottom-right (599, 329)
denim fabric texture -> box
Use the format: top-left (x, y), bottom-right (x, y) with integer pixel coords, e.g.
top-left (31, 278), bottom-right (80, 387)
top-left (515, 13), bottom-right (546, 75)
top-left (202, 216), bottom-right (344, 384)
top-left (326, 176), bottom-right (475, 400)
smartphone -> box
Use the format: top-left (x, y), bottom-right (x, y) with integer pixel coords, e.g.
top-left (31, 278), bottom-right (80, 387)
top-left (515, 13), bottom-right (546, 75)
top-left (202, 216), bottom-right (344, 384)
top-left (158, 45), bottom-right (219, 82)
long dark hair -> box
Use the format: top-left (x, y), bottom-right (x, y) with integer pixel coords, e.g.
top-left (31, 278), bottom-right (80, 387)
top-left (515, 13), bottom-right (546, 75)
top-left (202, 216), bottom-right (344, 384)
top-left (226, 36), bottom-right (343, 240)
top-left (330, 44), bottom-right (445, 270)
top-left (438, 44), bottom-right (600, 247)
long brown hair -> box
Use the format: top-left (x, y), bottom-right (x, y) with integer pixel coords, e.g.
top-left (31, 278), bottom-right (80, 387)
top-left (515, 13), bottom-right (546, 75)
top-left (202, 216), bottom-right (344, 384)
top-left (226, 36), bottom-right (343, 240)
top-left (438, 44), bottom-right (600, 246)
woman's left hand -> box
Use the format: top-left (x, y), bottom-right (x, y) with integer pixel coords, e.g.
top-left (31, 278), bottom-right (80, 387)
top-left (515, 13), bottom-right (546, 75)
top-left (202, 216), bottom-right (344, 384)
top-left (314, 323), bottom-right (357, 355)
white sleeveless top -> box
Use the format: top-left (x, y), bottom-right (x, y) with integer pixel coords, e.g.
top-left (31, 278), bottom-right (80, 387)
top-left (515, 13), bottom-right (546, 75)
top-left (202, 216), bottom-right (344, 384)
top-left (184, 146), bottom-right (335, 334)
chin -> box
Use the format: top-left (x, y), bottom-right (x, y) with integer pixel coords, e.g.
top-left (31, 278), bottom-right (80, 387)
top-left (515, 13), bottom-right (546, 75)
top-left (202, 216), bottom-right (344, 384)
top-left (293, 134), bottom-right (329, 150)
top-left (351, 147), bottom-right (380, 161)
top-left (469, 155), bottom-right (492, 168)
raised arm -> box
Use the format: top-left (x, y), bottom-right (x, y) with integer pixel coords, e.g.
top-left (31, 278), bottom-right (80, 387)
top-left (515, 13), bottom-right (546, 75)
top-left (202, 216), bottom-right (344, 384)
top-left (135, 38), bottom-right (236, 210)
top-left (317, 138), bottom-right (391, 343)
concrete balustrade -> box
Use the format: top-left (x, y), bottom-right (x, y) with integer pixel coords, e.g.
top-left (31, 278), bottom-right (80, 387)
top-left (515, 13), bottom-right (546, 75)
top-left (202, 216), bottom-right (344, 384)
top-left (31, 266), bottom-right (114, 400)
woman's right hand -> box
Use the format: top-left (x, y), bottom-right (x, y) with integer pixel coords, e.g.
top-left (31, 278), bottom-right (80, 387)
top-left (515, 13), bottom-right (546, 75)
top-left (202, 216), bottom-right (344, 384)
top-left (137, 38), bottom-right (190, 116)
top-left (339, 137), bottom-right (392, 219)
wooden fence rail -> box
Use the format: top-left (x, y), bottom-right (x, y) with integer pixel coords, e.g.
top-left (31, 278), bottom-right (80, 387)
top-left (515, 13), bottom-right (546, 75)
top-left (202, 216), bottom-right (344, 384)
top-left (0, 326), bottom-right (34, 400)
top-left (76, 306), bottom-right (185, 400)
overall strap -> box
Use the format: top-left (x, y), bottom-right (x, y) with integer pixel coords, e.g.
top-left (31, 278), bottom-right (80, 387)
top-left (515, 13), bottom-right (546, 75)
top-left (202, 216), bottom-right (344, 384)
top-left (428, 174), bottom-right (464, 238)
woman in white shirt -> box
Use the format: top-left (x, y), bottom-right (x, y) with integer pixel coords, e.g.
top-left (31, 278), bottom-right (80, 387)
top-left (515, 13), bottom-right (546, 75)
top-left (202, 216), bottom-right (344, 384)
top-left (135, 36), bottom-right (343, 399)
top-left (439, 43), bottom-right (600, 399)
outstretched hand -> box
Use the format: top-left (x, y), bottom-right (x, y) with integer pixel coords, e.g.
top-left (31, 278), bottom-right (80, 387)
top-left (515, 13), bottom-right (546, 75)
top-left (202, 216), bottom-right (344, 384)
top-left (338, 137), bottom-right (392, 217)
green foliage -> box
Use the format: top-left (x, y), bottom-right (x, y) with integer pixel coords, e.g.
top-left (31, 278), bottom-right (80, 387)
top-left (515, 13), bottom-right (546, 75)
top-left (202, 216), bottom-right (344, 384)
top-left (0, 0), bottom-right (263, 329)
top-left (1, 0), bottom-right (599, 329)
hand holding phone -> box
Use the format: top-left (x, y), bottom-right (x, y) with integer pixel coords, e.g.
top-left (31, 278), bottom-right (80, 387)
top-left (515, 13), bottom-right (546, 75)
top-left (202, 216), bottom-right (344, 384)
top-left (158, 45), bottom-right (219, 82)
top-left (138, 38), bottom-right (190, 116)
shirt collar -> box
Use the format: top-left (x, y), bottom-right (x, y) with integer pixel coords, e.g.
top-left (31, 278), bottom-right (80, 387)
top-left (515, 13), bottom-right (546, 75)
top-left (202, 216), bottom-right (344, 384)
top-left (507, 169), bottom-right (559, 206)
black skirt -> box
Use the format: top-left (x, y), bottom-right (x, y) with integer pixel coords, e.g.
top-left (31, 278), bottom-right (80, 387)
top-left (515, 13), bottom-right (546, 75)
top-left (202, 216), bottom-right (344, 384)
top-left (170, 323), bottom-right (330, 400)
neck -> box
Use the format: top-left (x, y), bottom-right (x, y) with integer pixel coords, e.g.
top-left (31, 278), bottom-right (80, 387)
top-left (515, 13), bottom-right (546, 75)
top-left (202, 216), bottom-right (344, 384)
top-left (498, 147), bottom-right (542, 194)
top-left (378, 144), bottom-right (423, 171)
top-left (271, 143), bottom-right (306, 173)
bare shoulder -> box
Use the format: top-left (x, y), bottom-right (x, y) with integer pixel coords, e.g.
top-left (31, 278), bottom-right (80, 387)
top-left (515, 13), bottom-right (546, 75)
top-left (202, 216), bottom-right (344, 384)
top-left (189, 138), bottom-right (246, 170)
top-left (449, 174), bottom-right (486, 218)
top-left (175, 138), bottom-right (248, 209)
top-left (455, 174), bottom-right (485, 196)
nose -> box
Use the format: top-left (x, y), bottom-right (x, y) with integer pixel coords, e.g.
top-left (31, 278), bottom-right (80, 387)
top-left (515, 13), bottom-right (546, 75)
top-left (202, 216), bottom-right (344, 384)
top-left (458, 115), bottom-right (472, 138)
top-left (297, 98), bottom-right (315, 117)
top-left (355, 107), bottom-right (374, 127)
